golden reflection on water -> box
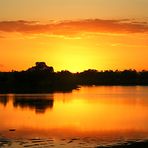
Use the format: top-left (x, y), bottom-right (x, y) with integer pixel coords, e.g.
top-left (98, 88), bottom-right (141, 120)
top-left (0, 86), bottom-right (148, 139)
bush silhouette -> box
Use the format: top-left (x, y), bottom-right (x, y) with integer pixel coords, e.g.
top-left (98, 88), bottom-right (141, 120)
top-left (0, 62), bottom-right (148, 93)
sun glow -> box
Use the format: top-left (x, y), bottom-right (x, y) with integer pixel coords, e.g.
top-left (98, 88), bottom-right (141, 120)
top-left (51, 44), bottom-right (95, 72)
top-left (0, 21), bottom-right (148, 72)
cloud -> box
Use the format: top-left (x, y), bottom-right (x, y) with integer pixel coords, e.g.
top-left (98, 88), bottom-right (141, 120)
top-left (0, 19), bottom-right (148, 36)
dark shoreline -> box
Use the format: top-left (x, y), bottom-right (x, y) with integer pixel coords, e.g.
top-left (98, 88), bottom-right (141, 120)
top-left (96, 140), bottom-right (148, 148)
top-left (0, 137), bottom-right (148, 148)
top-left (0, 85), bottom-right (148, 94)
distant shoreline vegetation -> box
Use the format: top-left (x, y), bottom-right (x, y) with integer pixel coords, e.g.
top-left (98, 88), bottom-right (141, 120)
top-left (0, 62), bottom-right (148, 93)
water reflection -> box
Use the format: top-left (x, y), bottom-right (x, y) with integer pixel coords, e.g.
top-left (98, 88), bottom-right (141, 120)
top-left (0, 94), bottom-right (54, 114)
top-left (0, 86), bottom-right (148, 144)
top-left (13, 97), bottom-right (54, 114)
top-left (0, 95), bottom-right (8, 106)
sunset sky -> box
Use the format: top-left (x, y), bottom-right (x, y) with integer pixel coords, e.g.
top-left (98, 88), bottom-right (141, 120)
top-left (0, 0), bottom-right (148, 72)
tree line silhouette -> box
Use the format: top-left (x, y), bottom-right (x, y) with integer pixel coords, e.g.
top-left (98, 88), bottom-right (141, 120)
top-left (0, 62), bottom-right (148, 93)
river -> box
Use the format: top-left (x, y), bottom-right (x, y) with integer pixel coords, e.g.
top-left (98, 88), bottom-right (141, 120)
top-left (0, 86), bottom-right (148, 147)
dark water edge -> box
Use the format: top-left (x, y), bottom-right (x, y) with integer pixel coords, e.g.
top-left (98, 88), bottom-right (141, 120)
top-left (1, 137), bottom-right (148, 148)
top-left (0, 86), bottom-right (79, 94)
top-left (1, 84), bottom-right (148, 94)
top-left (97, 140), bottom-right (148, 148)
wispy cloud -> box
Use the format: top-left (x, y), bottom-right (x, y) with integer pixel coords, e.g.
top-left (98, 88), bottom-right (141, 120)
top-left (0, 19), bottom-right (148, 36)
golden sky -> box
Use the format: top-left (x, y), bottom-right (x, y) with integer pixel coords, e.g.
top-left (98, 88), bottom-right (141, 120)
top-left (0, 0), bottom-right (148, 72)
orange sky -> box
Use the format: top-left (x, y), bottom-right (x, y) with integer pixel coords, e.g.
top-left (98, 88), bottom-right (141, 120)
top-left (0, 0), bottom-right (148, 72)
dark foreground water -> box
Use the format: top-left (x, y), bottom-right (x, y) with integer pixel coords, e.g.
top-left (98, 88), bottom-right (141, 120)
top-left (0, 86), bottom-right (148, 147)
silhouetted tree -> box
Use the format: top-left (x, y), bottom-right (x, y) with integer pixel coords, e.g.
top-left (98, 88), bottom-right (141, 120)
top-left (0, 62), bottom-right (148, 93)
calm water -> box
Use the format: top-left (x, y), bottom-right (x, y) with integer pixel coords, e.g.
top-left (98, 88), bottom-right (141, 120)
top-left (0, 86), bottom-right (148, 147)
